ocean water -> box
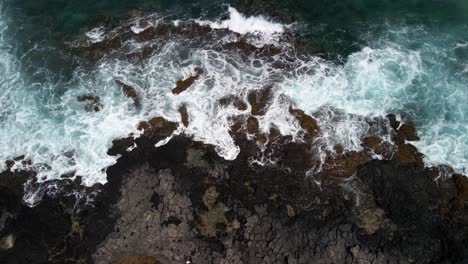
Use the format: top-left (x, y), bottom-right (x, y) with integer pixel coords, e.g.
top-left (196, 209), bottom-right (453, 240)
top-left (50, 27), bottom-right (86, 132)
top-left (0, 0), bottom-right (467, 204)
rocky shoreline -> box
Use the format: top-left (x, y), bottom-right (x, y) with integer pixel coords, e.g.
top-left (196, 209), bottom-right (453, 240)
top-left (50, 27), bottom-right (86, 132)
top-left (0, 6), bottom-right (467, 264)
top-left (0, 106), bottom-right (467, 263)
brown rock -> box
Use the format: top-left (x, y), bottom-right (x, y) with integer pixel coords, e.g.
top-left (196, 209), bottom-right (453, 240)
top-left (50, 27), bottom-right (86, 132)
top-left (396, 123), bottom-right (419, 143)
top-left (363, 136), bottom-right (383, 150)
top-left (172, 68), bottom-right (203, 95)
top-left (246, 116), bottom-right (260, 136)
top-left (13, 155), bottom-right (25, 161)
top-left (246, 116), bottom-right (269, 144)
top-left (362, 136), bottom-right (394, 159)
top-left (333, 144), bottom-right (344, 155)
top-left (386, 114), bottom-right (400, 130)
top-left (289, 107), bottom-right (319, 137)
top-left (178, 105), bottom-right (189, 127)
top-left (114, 256), bottom-right (158, 264)
top-left (136, 117), bottom-right (179, 143)
top-left (396, 143), bottom-right (424, 165)
top-left (322, 151), bottom-right (371, 178)
top-left (248, 86), bottom-right (274, 116)
top-left (116, 80), bottom-right (141, 108)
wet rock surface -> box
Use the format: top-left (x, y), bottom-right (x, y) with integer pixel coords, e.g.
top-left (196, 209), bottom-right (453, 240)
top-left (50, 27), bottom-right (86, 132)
top-left (77, 95), bottom-right (103, 112)
top-left (172, 68), bottom-right (203, 95)
top-left (0, 114), bottom-right (467, 263)
top-left (117, 80), bottom-right (141, 109)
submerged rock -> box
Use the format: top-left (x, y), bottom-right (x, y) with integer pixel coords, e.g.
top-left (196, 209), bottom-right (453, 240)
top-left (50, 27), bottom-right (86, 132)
top-left (218, 94), bottom-right (248, 111)
top-left (77, 95), bottom-right (102, 112)
top-left (179, 104), bottom-right (189, 127)
top-left (116, 80), bottom-right (141, 108)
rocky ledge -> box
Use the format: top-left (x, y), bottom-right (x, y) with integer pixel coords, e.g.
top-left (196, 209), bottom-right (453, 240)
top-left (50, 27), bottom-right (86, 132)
top-left (0, 105), bottom-right (467, 263)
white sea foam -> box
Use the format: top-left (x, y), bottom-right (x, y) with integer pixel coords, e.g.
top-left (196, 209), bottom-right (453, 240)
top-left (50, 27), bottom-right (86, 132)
top-left (85, 27), bottom-right (106, 43)
top-left (130, 14), bottom-right (162, 34)
top-left (196, 7), bottom-right (285, 35)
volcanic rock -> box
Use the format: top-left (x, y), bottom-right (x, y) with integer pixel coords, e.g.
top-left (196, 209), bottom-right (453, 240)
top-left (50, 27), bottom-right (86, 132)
top-left (172, 68), bottom-right (203, 95)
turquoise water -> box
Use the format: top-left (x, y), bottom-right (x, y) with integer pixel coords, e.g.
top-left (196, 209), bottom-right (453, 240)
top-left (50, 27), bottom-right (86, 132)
top-left (0, 0), bottom-right (467, 192)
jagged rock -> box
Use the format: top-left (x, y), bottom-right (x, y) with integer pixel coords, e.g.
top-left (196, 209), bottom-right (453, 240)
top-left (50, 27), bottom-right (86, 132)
top-left (362, 136), bottom-right (394, 159)
top-left (395, 123), bottom-right (420, 144)
top-left (386, 114), bottom-right (401, 130)
top-left (289, 107), bottom-right (319, 137)
top-left (1, 3), bottom-right (466, 263)
top-left (172, 68), bottom-right (203, 95)
top-left (108, 135), bottom-right (136, 156)
top-left (179, 104), bottom-right (189, 127)
top-left (248, 86), bottom-right (274, 116)
top-left (116, 80), bottom-right (141, 108)
top-left (137, 117), bottom-right (179, 139)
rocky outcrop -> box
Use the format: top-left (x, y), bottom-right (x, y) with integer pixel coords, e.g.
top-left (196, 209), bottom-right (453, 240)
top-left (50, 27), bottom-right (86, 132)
top-left (92, 133), bottom-right (467, 264)
top-left (172, 68), bottom-right (203, 95)
top-left (0, 114), bottom-right (467, 263)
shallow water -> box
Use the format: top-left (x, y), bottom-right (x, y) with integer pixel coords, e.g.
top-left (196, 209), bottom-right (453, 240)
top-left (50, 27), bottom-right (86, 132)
top-left (0, 0), bottom-right (467, 203)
